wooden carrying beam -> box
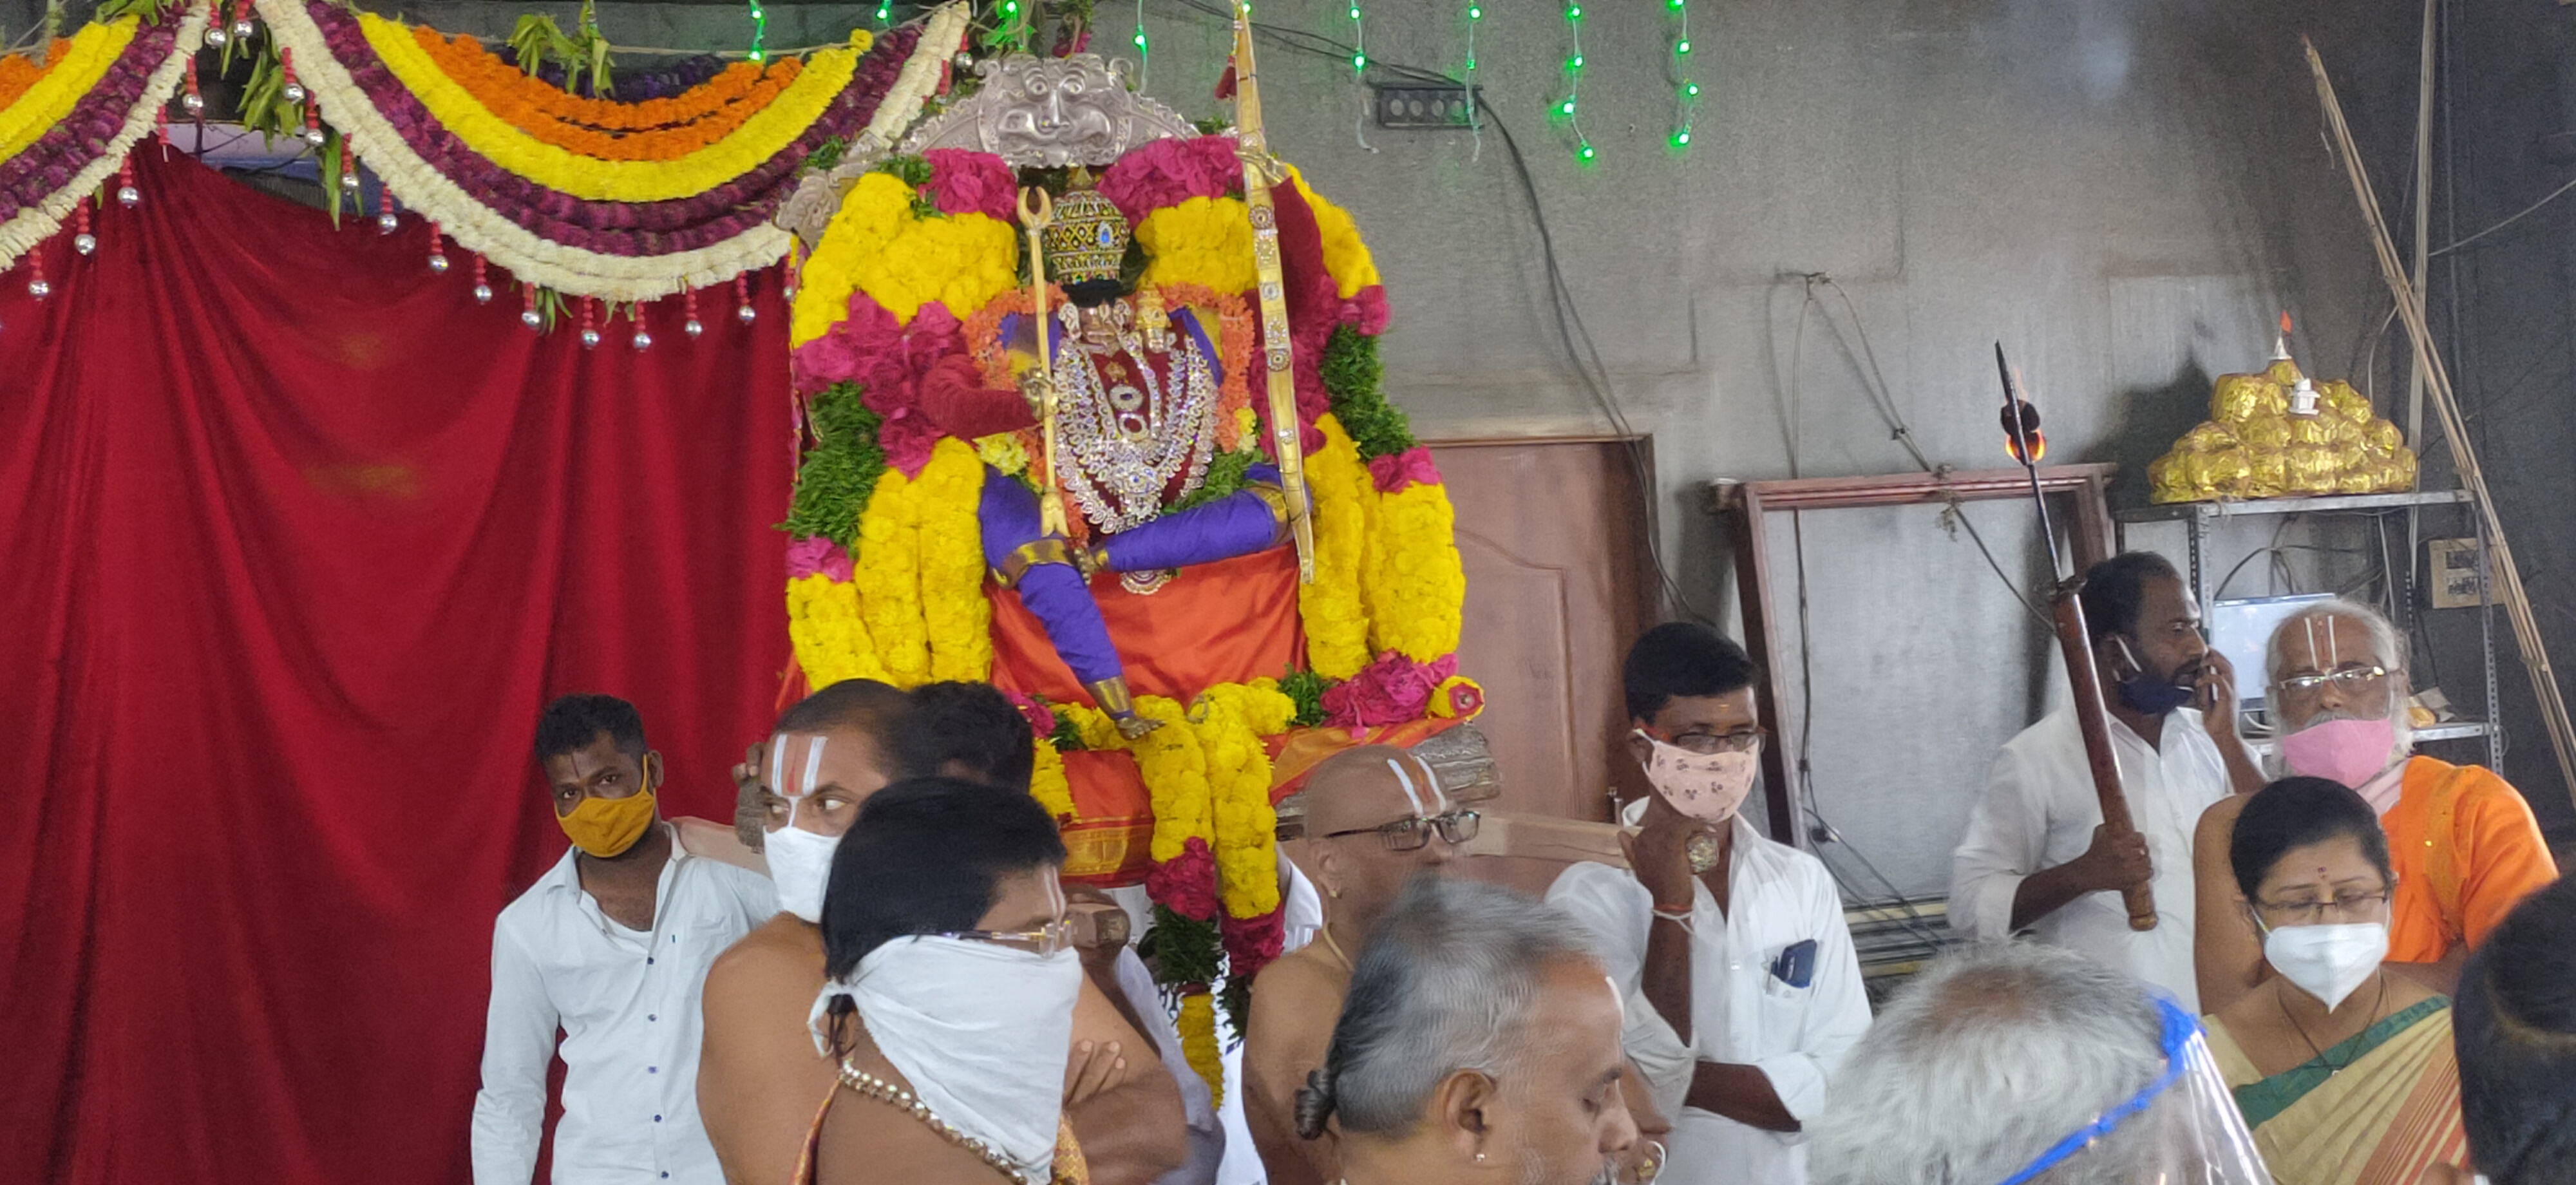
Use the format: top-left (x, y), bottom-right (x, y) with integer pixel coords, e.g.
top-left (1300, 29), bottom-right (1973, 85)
top-left (1715, 464), bottom-right (2117, 846)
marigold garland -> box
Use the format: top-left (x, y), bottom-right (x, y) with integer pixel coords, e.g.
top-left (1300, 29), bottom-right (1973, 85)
top-left (417, 29), bottom-right (824, 134)
top-left (1198, 681), bottom-right (1294, 921)
top-left (0, 1), bottom-right (204, 270)
top-left (1300, 414), bottom-right (1375, 679)
top-left (0, 38), bottom-right (73, 111)
top-left (1178, 991), bottom-right (1224, 1105)
top-left (786, 572), bottom-right (893, 686)
top-left (1287, 167), bottom-right (1381, 299)
top-left (0, 17), bottom-right (136, 163)
top-left (1028, 734), bottom-right (1076, 822)
top-left (1134, 195), bottom-right (1258, 295)
top-left (1128, 696), bottom-right (1215, 864)
top-left (412, 27), bottom-right (805, 161)
top-left (790, 168), bottom-right (1019, 347)
top-left (1363, 480), bottom-right (1465, 663)
top-left (357, 10), bottom-right (860, 202)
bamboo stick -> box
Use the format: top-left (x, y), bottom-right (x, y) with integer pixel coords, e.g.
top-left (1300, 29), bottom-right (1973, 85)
top-left (2307, 39), bottom-right (2576, 813)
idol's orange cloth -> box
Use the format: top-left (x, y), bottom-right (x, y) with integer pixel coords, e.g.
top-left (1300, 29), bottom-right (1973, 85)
top-left (2382, 755), bottom-right (2559, 963)
top-left (1265, 719), bottom-right (1463, 802)
top-left (1059, 751), bottom-right (1153, 886)
top-left (987, 547), bottom-right (1303, 703)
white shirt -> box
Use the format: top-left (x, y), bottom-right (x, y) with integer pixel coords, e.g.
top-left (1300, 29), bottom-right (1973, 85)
top-left (1950, 705), bottom-right (2231, 1009)
top-left (471, 827), bottom-right (777, 1185)
top-left (1208, 862), bottom-right (1323, 1185)
top-left (1548, 814), bottom-right (1874, 1185)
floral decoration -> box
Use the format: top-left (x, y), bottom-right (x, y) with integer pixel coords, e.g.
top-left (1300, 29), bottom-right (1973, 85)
top-left (1095, 133), bottom-right (1242, 223)
top-left (1321, 650), bottom-right (1458, 728)
top-left (1, 2), bottom-right (204, 270)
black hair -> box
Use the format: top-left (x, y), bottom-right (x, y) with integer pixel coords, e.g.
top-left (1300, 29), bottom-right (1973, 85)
top-left (2076, 551), bottom-right (2183, 644)
top-left (2454, 877), bottom-right (2576, 1185)
top-left (1622, 621), bottom-right (1759, 723)
top-left (774, 678), bottom-right (909, 739)
top-left (893, 681), bottom-right (1037, 792)
top-left (818, 776), bottom-right (1066, 982)
top-left (2226, 776), bottom-right (2394, 901)
top-left (534, 693), bottom-right (646, 762)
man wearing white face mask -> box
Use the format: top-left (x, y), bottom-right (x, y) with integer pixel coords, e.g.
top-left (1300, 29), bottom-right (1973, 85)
top-left (2203, 777), bottom-right (2469, 1184)
top-left (2190, 600), bottom-right (2556, 1013)
top-left (1952, 552), bottom-right (2264, 1012)
top-left (805, 777), bottom-right (1095, 1185)
top-left (1546, 623), bottom-right (1872, 1185)
top-left (701, 679), bottom-right (914, 1185)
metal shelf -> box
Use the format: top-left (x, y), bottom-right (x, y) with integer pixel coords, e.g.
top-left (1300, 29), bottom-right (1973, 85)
top-left (2115, 489), bottom-right (2472, 524)
top-left (2115, 485), bottom-right (2501, 771)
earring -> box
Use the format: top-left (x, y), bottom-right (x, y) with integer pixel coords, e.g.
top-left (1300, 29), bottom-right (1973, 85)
top-left (1328, 886), bottom-right (1343, 900)
top-left (1474, 1153), bottom-right (1487, 1164)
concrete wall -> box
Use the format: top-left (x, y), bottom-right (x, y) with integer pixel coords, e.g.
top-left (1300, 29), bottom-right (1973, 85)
top-left (30, 0), bottom-right (2558, 887)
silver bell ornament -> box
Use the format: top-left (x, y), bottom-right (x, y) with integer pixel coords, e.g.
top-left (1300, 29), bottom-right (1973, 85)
top-left (736, 303), bottom-right (757, 325)
top-left (28, 278), bottom-right (52, 299)
top-left (427, 253), bottom-right (450, 274)
top-left (73, 232), bottom-right (97, 256)
top-left (340, 171), bottom-right (361, 194)
top-left (632, 328), bottom-right (653, 350)
top-left (580, 327), bottom-right (602, 349)
top-left (231, 17), bottom-right (256, 40)
top-left (683, 318), bottom-right (705, 338)
top-left (204, 24), bottom-right (229, 46)
top-left (377, 212), bottom-right (399, 234)
top-left (520, 308), bottom-right (543, 329)
top-left (301, 126), bottom-right (325, 147)
top-left (182, 92), bottom-right (205, 115)
top-left (473, 283), bottom-right (495, 304)
top-left (117, 185), bottom-right (140, 207)
top-left (283, 82), bottom-right (307, 104)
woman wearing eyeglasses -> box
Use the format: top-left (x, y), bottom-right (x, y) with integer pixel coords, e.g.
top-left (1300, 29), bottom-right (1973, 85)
top-left (800, 777), bottom-right (1104, 1185)
top-left (2203, 777), bottom-right (2468, 1185)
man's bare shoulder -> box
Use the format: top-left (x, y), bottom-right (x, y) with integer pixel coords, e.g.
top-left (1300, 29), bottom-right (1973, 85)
top-left (708, 915), bottom-right (824, 1007)
top-left (1248, 949), bottom-right (1347, 1035)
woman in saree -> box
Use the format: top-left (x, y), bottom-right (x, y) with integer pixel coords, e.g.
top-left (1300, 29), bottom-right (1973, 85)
top-left (2204, 776), bottom-right (2468, 1185)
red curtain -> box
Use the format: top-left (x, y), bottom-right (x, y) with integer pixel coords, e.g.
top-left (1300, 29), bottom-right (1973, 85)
top-left (0, 151), bottom-right (795, 1185)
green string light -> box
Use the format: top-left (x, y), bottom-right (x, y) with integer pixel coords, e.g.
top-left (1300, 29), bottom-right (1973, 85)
top-left (1347, 1), bottom-right (1365, 73)
top-left (1668, 0), bottom-right (1697, 150)
top-left (1132, 0), bottom-right (1148, 89)
top-left (875, 0), bottom-right (891, 26)
top-left (1559, 1), bottom-right (1591, 163)
top-left (746, 0), bottom-right (766, 61)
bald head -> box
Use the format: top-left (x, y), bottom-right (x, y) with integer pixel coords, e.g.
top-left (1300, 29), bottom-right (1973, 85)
top-left (1302, 745), bottom-right (1448, 836)
top-left (1292, 745), bottom-right (1460, 942)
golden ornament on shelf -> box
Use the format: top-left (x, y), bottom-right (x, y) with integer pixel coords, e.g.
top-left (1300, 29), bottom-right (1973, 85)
top-left (2146, 323), bottom-right (2417, 504)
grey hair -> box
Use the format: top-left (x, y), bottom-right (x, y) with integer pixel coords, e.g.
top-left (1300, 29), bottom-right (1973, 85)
top-left (1297, 876), bottom-right (1602, 1140)
top-left (1808, 943), bottom-right (2166, 1185)
top-left (2263, 599), bottom-right (2413, 763)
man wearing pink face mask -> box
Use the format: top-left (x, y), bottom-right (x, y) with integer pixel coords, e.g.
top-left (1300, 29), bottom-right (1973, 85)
top-left (2188, 599), bottom-right (2557, 1013)
top-left (1546, 623), bottom-right (1871, 1185)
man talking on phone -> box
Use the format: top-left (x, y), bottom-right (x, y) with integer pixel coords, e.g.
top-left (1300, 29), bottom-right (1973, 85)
top-left (1950, 551), bottom-right (2265, 1010)
top-left (1547, 623), bottom-right (1873, 1185)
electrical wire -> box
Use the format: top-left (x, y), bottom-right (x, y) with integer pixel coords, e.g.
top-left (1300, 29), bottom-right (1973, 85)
top-left (1162, 0), bottom-right (1708, 622)
top-left (2428, 170), bottom-right (2576, 258)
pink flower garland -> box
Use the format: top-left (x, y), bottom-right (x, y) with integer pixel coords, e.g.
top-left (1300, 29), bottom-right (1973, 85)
top-left (1095, 135), bottom-right (1242, 225)
top-left (920, 148), bottom-right (1016, 222)
top-left (1321, 650), bottom-right (1459, 728)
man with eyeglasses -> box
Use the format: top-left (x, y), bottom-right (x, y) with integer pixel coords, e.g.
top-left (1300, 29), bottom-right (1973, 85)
top-left (1242, 745), bottom-right (1473, 1185)
top-left (1548, 622), bottom-right (1872, 1185)
top-left (2188, 598), bottom-right (2557, 1013)
top-left (1953, 552), bottom-right (2264, 1013)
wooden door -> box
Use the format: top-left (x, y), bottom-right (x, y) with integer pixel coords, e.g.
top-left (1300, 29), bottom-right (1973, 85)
top-left (1427, 437), bottom-right (1658, 891)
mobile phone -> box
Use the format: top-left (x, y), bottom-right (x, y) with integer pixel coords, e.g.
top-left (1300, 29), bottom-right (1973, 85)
top-left (1770, 938), bottom-right (1817, 989)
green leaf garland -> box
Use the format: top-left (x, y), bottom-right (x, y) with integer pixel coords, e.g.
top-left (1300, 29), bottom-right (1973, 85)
top-left (782, 381), bottom-right (888, 548)
top-left (1319, 325), bottom-right (1414, 459)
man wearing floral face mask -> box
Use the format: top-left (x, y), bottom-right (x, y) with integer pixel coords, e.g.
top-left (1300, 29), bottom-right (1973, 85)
top-left (1546, 623), bottom-right (1872, 1185)
top-left (1953, 551), bottom-right (2265, 1012)
top-left (2189, 600), bottom-right (2556, 1013)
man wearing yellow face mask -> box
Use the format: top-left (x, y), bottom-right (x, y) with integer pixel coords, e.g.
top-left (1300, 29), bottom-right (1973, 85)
top-left (471, 694), bottom-right (778, 1185)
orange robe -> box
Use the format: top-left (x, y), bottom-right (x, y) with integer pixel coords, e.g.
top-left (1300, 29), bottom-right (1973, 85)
top-left (2381, 755), bottom-right (2559, 963)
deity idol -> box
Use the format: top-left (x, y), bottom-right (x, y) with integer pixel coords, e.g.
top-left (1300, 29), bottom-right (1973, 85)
top-left (929, 176), bottom-right (1289, 737)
